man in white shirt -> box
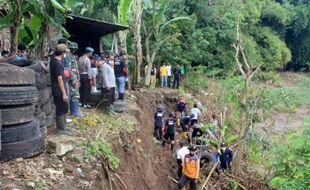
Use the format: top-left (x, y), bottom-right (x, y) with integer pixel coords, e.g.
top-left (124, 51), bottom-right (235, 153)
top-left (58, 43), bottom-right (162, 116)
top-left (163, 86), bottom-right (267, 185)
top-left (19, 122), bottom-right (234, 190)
top-left (176, 141), bottom-right (189, 178)
top-left (101, 58), bottom-right (117, 116)
top-left (191, 103), bottom-right (202, 139)
top-left (167, 63), bottom-right (172, 88)
top-left (190, 103), bottom-right (201, 125)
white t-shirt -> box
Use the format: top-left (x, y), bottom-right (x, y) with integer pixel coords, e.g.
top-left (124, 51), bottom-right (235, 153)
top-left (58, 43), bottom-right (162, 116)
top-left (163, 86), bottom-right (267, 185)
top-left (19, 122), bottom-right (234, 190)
top-left (167, 65), bottom-right (172, 76)
top-left (176, 146), bottom-right (190, 165)
top-left (190, 108), bottom-right (201, 120)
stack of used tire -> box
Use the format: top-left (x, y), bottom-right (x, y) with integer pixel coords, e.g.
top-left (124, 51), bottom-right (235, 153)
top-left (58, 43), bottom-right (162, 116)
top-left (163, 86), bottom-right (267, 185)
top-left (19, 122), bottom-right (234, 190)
top-left (0, 63), bottom-right (45, 161)
top-left (27, 62), bottom-right (55, 132)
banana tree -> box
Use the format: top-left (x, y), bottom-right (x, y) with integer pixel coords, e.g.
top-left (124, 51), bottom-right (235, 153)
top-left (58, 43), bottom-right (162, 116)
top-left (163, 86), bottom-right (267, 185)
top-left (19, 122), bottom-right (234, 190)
top-left (143, 0), bottom-right (190, 86)
top-left (0, 0), bottom-right (68, 59)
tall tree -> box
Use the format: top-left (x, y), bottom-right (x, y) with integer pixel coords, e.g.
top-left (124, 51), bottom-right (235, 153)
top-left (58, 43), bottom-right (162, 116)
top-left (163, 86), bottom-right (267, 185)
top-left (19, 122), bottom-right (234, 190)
top-left (143, 0), bottom-right (189, 86)
top-left (132, 0), bottom-right (143, 84)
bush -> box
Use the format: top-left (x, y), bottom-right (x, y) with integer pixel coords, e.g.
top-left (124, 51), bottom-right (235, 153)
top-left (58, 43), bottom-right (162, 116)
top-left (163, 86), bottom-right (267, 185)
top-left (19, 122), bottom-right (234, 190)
top-left (256, 72), bottom-right (283, 86)
top-left (268, 116), bottom-right (310, 190)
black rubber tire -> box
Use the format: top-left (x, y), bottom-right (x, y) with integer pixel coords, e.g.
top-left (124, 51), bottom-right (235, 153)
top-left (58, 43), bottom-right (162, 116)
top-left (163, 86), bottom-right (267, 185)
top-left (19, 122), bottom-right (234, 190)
top-left (41, 100), bottom-right (53, 115)
top-left (0, 111), bottom-right (2, 159)
top-left (8, 59), bottom-right (33, 67)
top-left (34, 105), bottom-right (41, 115)
top-left (35, 72), bottom-right (48, 90)
top-left (0, 63), bottom-right (35, 86)
top-left (1, 119), bottom-right (40, 143)
top-left (26, 62), bottom-right (43, 73)
top-left (1, 134), bottom-right (44, 161)
top-left (114, 100), bottom-right (127, 113)
top-left (90, 90), bottom-right (102, 103)
top-left (46, 112), bottom-right (55, 127)
top-left (0, 86), bottom-right (38, 106)
top-left (1, 105), bottom-right (35, 126)
top-left (38, 88), bottom-right (51, 103)
top-left (40, 125), bottom-right (47, 138)
top-left (35, 112), bottom-right (47, 127)
top-left (46, 74), bottom-right (51, 86)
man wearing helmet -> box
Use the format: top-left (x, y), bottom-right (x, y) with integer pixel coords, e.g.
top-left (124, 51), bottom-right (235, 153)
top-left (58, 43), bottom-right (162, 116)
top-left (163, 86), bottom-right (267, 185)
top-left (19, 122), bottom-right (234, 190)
top-left (154, 104), bottom-right (165, 140)
top-left (213, 142), bottom-right (234, 175)
top-left (162, 112), bottom-right (177, 151)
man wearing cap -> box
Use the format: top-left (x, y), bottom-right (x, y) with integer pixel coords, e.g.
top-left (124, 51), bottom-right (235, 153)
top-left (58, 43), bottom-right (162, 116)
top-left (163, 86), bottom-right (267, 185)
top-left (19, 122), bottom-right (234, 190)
top-left (176, 141), bottom-right (189, 178)
top-left (50, 44), bottom-right (71, 135)
top-left (178, 145), bottom-right (200, 190)
top-left (101, 55), bottom-right (117, 116)
top-left (68, 42), bottom-right (83, 117)
top-left (213, 142), bottom-right (233, 175)
top-left (78, 47), bottom-right (94, 108)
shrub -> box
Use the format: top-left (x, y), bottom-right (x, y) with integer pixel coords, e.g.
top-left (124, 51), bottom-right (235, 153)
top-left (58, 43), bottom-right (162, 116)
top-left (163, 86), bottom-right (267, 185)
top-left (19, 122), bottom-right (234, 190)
top-left (268, 116), bottom-right (310, 190)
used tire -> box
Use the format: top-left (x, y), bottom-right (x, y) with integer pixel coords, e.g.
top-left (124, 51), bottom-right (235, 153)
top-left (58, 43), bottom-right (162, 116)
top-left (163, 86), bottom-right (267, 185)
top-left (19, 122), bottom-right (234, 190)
top-left (46, 74), bottom-right (51, 86)
top-left (35, 72), bottom-right (48, 90)
top-left (46, 112), bottom-right (55, 127)
top-left (1, 105), bottom-right (35, 126)
top-left (42, 100), bottom-right (53, 115)
top-left (90, 90), bottom-right (102, 103)
top-left (0, 86), bottom-right (38, 106)
top-left (1, 134), bottom-right (44, 161)
top-left (114, 100), bottom-right (127, 113)
top-left (40, 125), bottom-right (47, 138)
top-left (38, 88), bottom-right (51, 103)
top-left (8, 59), bottom-right (33, 67)
top-left (0, 111), bottom-right (2, 159)
top-left (0, 63), bottom-right (35, 86)
top-left (26, 62), bottom-right (43, 73)
top-left (35, 112), bottom-right (47, 127)
top-left (1, 119), bottom-right (40, 143)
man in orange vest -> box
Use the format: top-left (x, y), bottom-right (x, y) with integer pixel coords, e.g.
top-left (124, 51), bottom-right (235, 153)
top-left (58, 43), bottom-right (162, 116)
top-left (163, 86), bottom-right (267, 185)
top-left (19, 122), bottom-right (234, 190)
top-left (178, 145), bottom-right (200, 190)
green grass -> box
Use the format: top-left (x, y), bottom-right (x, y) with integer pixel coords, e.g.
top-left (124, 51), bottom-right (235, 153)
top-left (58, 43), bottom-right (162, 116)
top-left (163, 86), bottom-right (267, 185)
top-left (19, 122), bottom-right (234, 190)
top-left (268, 76), bottom-right (310, 113)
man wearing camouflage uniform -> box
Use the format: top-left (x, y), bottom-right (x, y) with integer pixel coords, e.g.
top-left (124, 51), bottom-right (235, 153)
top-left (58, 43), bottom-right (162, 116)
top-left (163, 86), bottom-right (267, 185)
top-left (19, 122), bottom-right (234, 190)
top-left (68, 42), bottom-right (83, 117)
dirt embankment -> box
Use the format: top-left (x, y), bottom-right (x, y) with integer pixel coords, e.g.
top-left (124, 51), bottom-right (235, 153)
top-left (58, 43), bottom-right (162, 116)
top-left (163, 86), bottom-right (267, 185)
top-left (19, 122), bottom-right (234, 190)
top-left (0, 89), bottom-right (180, 190)
top-left (104, 89), bottom-right (180, 190)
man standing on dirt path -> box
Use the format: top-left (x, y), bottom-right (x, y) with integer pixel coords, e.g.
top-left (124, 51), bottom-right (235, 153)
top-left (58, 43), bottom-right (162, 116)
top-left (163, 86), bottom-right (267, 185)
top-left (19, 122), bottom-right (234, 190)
top-left (101, 56), bottom-right (117, 116)
top-left (154, 104), bottom-right (164, 140)
top-left (114, 52), bottom-right (127, 100)
top-left (180, 64), bottom-right (185, 81)
top-left (68, 42), bottom-right (83, 117)
top-left (176, 141), bottom-right (189, 178)
top-left (167, 63), bottom-right (172, 88)
top-left (150, 64), bottom-right (157, 88)
top-left (160, 63), bottom-right (168, 88)
top-left (50, 44), bottom-right (71, 135)
top-left (178, 145), bottom-right (200, 190)
top-left (162, 112), bottom-right (177, 151)
top-left (173, 65), bottom-right (181, 89)
top-left (78, 47), bottom-right (94, 109)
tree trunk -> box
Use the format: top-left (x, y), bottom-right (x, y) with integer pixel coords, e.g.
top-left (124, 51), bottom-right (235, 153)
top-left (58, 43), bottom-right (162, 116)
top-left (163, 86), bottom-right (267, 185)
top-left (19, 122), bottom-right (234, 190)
top-left (9, 0), bottom-right (23, 57)
top-left (144, 36), bottom-right (153, 86)
top-left (132, 0), bottom-right (143, 85)
top-left (34, 23), bottom-right (48, 60)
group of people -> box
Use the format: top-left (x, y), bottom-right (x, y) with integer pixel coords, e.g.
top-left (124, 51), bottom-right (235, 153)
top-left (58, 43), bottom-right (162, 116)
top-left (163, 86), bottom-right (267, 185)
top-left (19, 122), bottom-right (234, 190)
top-left (49, 38), bottom-right (127, 135)
top-left (153, 97), bottom-right (234, 190)
top-left (147, 63), bottom-right (185, 89)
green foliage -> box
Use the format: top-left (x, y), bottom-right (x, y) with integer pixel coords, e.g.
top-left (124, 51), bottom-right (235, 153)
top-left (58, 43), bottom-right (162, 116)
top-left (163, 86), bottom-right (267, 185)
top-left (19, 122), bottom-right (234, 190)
top-left (268, 116), bottom-right (310, 190)
top-left (87, 138), bottom-right (120, 170)
top-left (255, 71), bottom-right (283, 86)
top-left (0, 0), bottom-right (68, 51)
